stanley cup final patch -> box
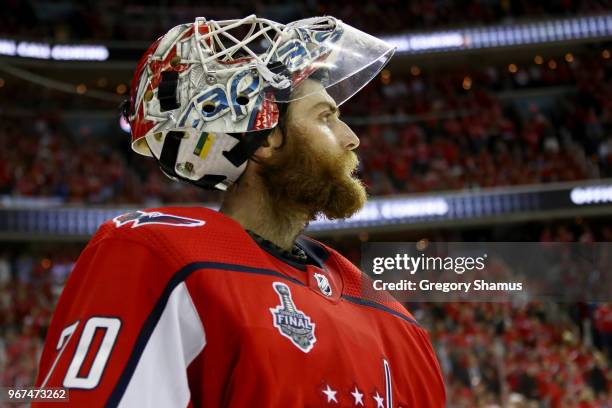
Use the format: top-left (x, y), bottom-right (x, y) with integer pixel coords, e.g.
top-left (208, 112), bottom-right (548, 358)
top-left (269, 282), bottom-right (316, 353)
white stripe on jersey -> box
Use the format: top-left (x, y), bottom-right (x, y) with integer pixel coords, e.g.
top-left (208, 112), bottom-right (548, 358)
top-left (118, 282), bottom-right (206, 407)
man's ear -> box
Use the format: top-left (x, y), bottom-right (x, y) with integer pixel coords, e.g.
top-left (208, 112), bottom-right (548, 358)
top-left (253, 126), bottom-right (283, 160)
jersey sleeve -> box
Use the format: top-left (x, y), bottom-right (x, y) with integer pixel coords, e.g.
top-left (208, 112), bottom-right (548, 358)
top-left (33, 234), bottom-right (206, 408)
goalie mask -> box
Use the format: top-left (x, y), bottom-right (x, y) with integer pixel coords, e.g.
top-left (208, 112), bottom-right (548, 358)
top-left (126, 15), bottom-right (395, 191)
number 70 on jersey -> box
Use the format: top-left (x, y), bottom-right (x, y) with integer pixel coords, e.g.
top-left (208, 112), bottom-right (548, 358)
top-left (42, 317), bottom-right (122, 389)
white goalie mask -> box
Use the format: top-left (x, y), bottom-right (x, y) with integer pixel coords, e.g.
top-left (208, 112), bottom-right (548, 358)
top-left (126, 15), bottom-right (395, 191)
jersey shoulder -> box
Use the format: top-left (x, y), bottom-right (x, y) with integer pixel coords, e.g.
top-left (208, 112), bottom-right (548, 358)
top-left (90, 206), bottom-right (261, 267)
top-left (91, 206), bottom-right (225, 245)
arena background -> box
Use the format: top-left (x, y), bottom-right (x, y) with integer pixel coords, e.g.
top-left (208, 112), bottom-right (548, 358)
top-left (1, 1), bottom-right (612, 406)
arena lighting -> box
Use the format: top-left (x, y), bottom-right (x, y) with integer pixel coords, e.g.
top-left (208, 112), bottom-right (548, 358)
top-left (2, 14), bottom-right (611, 62)
top-left (17, 42), bottom-right (50, 59)
top-left (310, 197), bottom-right (450, 230)
top-left (382, 14), bottom-right (612, 54)
top-left (0, 39), bottom-right (109, 61)
top-left (570, 185), bottom-right (612, 205)
top-left (51, 45), bottom-right (109, 61)
top-left (3, 180), bottom-right (611, 238)
top-left (0, 39), bottom-right (17, 55)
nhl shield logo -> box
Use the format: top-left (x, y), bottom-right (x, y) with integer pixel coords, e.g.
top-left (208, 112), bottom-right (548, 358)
top-left (269, 282), bottom-right (316, 353)
top-left (313, 273), bottom-right (333, 297)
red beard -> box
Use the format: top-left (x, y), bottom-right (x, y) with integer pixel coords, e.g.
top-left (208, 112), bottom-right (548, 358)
top-left (257, 124), bottom-right (367, 221)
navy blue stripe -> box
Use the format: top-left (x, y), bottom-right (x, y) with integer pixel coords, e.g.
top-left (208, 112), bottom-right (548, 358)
top-left (106, 262), bottom-right (416, 406)
top-left (105, 261), bottom-right (303, 407)
top-left (341, 295), bottom-right (419, 326)
top-left (384, 359), bottom-right (392, 408)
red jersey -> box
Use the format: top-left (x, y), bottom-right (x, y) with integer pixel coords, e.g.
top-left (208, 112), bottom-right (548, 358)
top-left (34, 207), bottom-right (445, 407)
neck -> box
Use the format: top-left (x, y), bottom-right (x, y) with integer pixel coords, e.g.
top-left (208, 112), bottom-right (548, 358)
top-left (219, 171), bottom-right (311, 251)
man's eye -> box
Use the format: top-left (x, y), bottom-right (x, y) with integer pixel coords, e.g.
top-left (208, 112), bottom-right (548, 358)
top-left (320, 111), bottom-right (334, 122)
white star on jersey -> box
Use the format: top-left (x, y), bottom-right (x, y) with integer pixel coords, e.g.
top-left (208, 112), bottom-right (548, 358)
top-left (373, 391), bottom-right (385, 408)
top-left (322, 384), bottom-right (338, 403)
top-left (351, 386), bottom-right (364, 406)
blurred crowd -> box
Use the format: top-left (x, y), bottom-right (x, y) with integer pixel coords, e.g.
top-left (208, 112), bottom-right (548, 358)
top-left (0, 115), bottom-right (220, 204)
top-left (425, 301), bottom-right (612, 407)
top-left (1, 220), bottom-right (611, 407)
top-left (350, 52), bottom-right (612, 195)
top-left (0, 246), bottom-right (76, 390)
top-left (1, 49), bottom-right (611, 204)
top-left (2, 0), bottom-right (611, 41)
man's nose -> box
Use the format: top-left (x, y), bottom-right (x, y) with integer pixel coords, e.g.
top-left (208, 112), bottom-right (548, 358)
top-left (337, 120), bottom-right (360, 151)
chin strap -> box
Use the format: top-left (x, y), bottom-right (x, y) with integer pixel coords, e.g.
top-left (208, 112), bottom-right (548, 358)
top-left (222, 130), bottom-right (273, 167)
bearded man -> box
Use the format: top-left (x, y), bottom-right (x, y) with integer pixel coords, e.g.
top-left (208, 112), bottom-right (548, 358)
top-left (34, 15), bottom-right (445, 407)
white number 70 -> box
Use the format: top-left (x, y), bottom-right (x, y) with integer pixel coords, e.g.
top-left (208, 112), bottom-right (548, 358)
top-left (56, 317), bottom-right (121, 389)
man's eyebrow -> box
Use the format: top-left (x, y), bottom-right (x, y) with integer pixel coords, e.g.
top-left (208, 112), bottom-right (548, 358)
top-left (311, 101), bottom-right (340, 115)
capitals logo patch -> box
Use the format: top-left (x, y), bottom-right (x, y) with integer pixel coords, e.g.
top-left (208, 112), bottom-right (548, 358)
top-left (112, 210), bottom-right (205, 228)
top-left (269, 282), bottom-right (316, 353)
